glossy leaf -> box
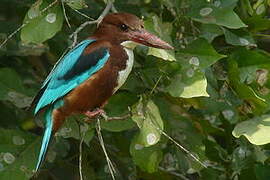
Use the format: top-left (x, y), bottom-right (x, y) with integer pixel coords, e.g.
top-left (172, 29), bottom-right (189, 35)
top-left (0, 129), bottom-right (39, 179)
top-left (57, 116), bottom-right (94, 147)
top-left (188, 0), bottom-right (247, 29)
top-left (166, 38), bottom-right (225, 98)
top-left (200, 24), bottom-right (223, 42)
top-left (177, 38), bottom-right (226, 69)
top-left (101, 92), bottom-right (137, 132)
top-left (21, 0), bottom-right (64, 44)
top-left (66, 0), bottom-right (87, 9)
top-left (223, 28), bottom-right (256, 46)
top-left (167, 71), bottom-right (209, 98)
top-left (0, 68), bottom-right (32, 108)
top-left (131, 98), bottom-right (164, 147)
top-left (233, 115), bottom-right (270, 145)
top-left (144, 15), bottom-right (175, 61)
top-left (130, 134), bottom-right (163, 173)
top-left (228, 49), bottom-right (270, 114)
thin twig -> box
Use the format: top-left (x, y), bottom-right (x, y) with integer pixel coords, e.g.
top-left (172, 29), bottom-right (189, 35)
top-left (255, 33), bottom-right (270, 38)
top-left (0, 0), bottom-right (58, 49)
top-left (107, 114), bottom-right (130, 120)
top-left (159, 167), bottom-right (189, 180)
top-left (69, 2), bottom-right (113, 48)
top-left (96, 118), bottom-right (116, 180)
top-left (150, 75), bottom-right (162, 95)
top-left (70, 7), bottom-right (94, 20)
top-left (69, 20), bottom-right (98, 48)
top-left (61, 0), bottom-right (71, 28)
top-left (0, 24), bottom-right (27, 49)
top-left (97, 109), bottom-right (206, 168)
top-left (79, 127), bottom-right (86, 180)
top-left (96, 2), bottom-right (113, 23)
top-left (100, 113), bottom-right (131, 121)
top-left (75, 120), bottom-right (86, 180)
top-left (149, 120), bottom-right (207, 168)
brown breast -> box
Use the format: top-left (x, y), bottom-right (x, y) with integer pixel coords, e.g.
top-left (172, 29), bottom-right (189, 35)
top-left (56, 40), bottom-right (129, 116)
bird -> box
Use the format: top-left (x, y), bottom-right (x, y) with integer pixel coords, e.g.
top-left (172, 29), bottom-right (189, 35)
top-left (31, 12), bottom-right (173, 172)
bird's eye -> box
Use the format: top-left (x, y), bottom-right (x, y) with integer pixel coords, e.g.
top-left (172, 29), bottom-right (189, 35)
top-left (119, 24), bottom-right (129, 32)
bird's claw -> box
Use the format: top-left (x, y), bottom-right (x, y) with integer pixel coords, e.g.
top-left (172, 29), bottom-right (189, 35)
top-left (84, 108), bottom-right (108, 122)
top-left (84, 108), bottom-right (105, 118)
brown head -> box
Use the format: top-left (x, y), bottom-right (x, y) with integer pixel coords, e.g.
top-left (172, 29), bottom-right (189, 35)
top-left (94, 13), bottom-right (173, 50)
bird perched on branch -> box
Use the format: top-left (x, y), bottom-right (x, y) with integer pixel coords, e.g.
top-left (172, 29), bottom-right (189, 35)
top-left (32, 12), bottom-right (173, 171)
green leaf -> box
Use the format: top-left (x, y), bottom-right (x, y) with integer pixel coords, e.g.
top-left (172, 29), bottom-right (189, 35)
top-left (223, 28), bottom-right (256, 46)
top-left (102, 92), bottom-right (138, 132)
top-left (0, 129), bottom-right (39, 179)
top-left (178, 38), bottom-right (226, 69)
top-left (5, 92), bottom-right (32, 109)
top-left (200, 24), bottom-right (223, 43)
top-left (144, 15), bottom-right (175, 61)
top-left (230, 48), bottom-right (270, 87)
top-left (241, 0), bottom-right (254, 16)
top-left (0, 68), bottom-right (26, 99)
top-left (21, 0), bottom-right (64, 44)
top-left (167, 71), bottom-right (209, 98)
top-left (101, 119), bottom-right (135, 132)
top-left (165, 39), bottom-right (225, 98)
top-left (131, 98), bottom-right (164, 147)
top-left (255, 164), bottom-right (270, 180)
top-left (188, 0), bottom-right (247, 29)
top-left (57, 116), bottom-right (94, 146)
top-left (228, 49), bottom-right (269, 114)
top-left (254, 146), bottom-right (268, 163)
top-left (231, 142), bottom-right (256, 172)
top-left (66, 0), bottom-right (87, 10)
top-left (147, 48), bottom-right (175, 61)
top-left (232, 115), bottom-right (270, 145)
top-left (0, 68), bottom-right (32, 108)
top-left (130, 134), bottom-right (163, 173)
top-left (246, 16), bottom-right (270, 32)
top-left (200, 168), bottom-right (220, 180)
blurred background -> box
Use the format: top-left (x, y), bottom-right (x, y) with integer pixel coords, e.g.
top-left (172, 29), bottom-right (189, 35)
top-left (1, 0), bottom-right (270, 179)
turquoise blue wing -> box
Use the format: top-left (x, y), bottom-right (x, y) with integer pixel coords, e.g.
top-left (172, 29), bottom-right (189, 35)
top-left (33, 39), bottom-right (110, 114)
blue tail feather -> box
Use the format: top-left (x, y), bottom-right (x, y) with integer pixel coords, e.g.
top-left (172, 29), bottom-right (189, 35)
top-left (35, 106), bottom-right (54, 172)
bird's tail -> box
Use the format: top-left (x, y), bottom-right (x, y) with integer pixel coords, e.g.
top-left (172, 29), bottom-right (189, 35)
top-left (35, 106), bottom-right (54, 172)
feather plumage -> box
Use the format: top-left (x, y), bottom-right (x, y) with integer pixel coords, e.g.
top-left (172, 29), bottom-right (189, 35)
top-left (33, 12), bottom-right (173, 173)
top-left (35, 104), bottom-right (53, 171)
top-left (34, 40), bottom-right (110, 171)
top-left (33, 39), bottom-right (110, 114)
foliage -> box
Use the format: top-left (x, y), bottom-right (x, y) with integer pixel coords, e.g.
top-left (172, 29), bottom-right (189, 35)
top-left (1, 0), bottom-right (270, 179)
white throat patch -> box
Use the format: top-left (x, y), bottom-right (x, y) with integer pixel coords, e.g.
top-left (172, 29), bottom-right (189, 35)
top-left (121, 41), bottom-right (138, 50)
top-left (113, 41), bottom-right (137, 93)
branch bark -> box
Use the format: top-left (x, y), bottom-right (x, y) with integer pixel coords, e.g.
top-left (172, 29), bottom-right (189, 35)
top-left (69, 2), bottom-right (113, 48)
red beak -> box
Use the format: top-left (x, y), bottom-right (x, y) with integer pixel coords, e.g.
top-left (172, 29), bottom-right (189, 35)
top-left (129, 29), bottom-right (174, 50)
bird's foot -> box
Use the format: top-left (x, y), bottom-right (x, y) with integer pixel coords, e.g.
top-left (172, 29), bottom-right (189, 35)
top-left (84, 108), bottom-right (105, 118)
top-left (84, 108), bottom-right (108, 123)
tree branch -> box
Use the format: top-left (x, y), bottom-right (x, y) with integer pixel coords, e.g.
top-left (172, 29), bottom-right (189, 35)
top-left (61, 0), bottom-right (71, 28)
top-left (96, 118), bottom-right (116, 180)
top-left (78, 121), bottom-right (86, 180)
top-left (69, 2), bottom-right (113, 48)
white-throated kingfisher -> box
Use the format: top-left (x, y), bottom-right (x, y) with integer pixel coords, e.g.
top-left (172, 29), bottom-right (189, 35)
top-left (32, 12), bottom-right (173, 172)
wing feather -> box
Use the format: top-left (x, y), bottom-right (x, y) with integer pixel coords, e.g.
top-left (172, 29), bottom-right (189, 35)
top-left (33, 39), bottom-right (110, 114)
